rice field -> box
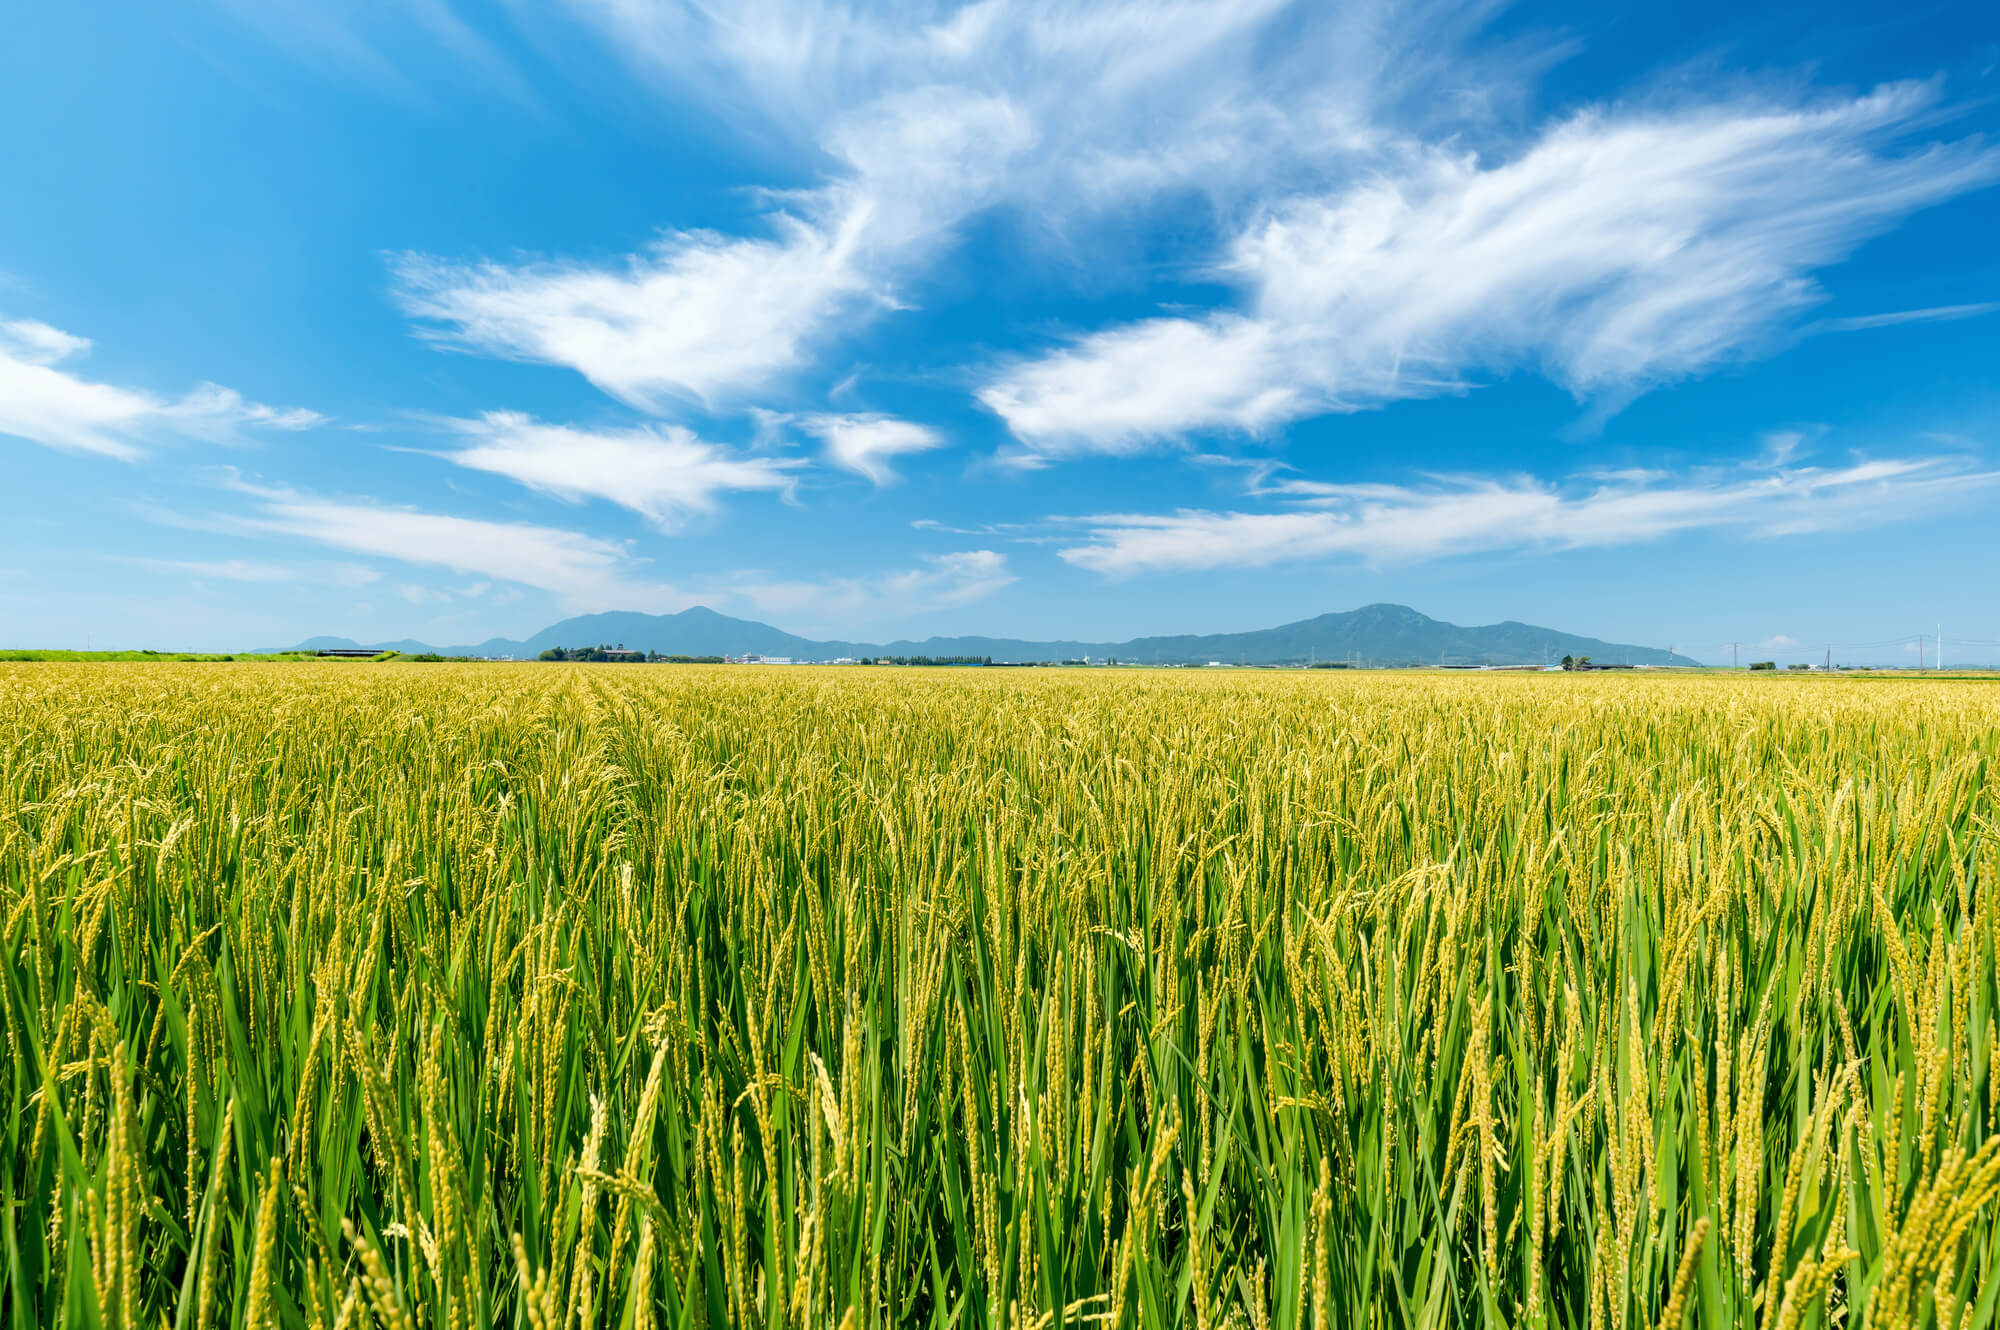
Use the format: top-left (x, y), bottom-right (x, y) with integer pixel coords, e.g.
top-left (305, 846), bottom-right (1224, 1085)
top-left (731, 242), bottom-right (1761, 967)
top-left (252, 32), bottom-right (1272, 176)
top-left (4, 662), bottom-right (1999, 1330)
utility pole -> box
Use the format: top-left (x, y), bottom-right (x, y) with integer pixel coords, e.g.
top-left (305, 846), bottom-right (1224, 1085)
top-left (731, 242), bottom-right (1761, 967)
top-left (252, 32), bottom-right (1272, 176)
top-left (1824, 646), bottom-right (1830, 673)
top-left (1939, 624), bottom-right (1944, 672)
top-left (1729, 642), bottom-right (1739, 669)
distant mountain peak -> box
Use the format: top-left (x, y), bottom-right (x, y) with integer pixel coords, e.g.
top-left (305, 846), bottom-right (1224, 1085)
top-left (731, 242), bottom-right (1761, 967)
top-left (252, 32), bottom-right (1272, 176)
top-left (266, 602), bottom-right (1680, 667)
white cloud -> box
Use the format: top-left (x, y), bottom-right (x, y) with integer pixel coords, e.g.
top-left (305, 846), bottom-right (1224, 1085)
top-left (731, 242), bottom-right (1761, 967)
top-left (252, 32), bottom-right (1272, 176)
top-left (440, 411), bottom-right (802, 527)
top-left (1816, 302), bottom-right (2000, 333)
top-left (555, 0), bottom-right (1540, 222)
top-left (882, 548), bottom-right (1015, 607)
top-left (986, 83), bottom-right (2000, 454)
top-left (393, 206), bottom-right (879, 411)
top-left (798, 412), bottom-right (944, 483)
top-left (2, 319), bottom-right (91, 364)
top-left (221, 479), bottom-right (682, 609)
top-left (982, 317), bottom-right (1300, 462)
top-left (1754, 430), bottom-right (1813, 469)
top-left (394, 0), bottom-right (1545, 412)
top-left (726, 549), bottom-right (1015, 624)
top-left (0, 317), bottom-right (323, 459)
top-left (207, 0), bottom-right (2000, 526)
top-left (394, 85), bottom-right (1030, 410)
top-left (1058, 451), bottom-right (1999, 575)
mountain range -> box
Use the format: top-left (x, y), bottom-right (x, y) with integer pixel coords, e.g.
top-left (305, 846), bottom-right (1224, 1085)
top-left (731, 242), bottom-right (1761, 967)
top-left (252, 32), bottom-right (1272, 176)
top-left (266, 603), bottom-right (1685, 667)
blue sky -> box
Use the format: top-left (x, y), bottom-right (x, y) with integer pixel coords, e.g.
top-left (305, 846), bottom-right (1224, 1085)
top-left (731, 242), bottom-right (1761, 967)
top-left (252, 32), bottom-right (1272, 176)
top-left (3, 0), bottom-right (1997, 663)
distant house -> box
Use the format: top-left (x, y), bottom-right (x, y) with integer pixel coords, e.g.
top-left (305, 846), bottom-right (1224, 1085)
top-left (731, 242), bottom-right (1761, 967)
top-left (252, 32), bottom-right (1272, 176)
top-left (601, 648), bottom-right (643, 659)
top-left (315, 648), bottom-right (381, 658)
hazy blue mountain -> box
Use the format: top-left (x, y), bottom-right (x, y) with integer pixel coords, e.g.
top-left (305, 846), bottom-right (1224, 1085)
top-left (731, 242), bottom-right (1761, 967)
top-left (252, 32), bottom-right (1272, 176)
top-left (264, 603), bottom-right (1682, 666)
top-left (262, 635), bottom-right (438, 654)
top-left (1107, 603), bottom-right (1680, 666)
top-left (283, 635), bottom-right (367, 652)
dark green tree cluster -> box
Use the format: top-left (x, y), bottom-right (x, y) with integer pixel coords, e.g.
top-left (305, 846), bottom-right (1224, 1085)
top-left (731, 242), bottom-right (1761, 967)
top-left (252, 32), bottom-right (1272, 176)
top-left (877, 655), bottom-right (992, 666)
top-left (537, 644), bottom-right (670, 662)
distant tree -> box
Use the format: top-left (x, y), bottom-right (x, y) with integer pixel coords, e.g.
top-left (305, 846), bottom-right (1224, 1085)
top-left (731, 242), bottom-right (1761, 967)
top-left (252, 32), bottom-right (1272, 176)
top-left (1750, 661), bottom-right (1777, 671)
top-left (1561, 654), bottom-right (1575, 671)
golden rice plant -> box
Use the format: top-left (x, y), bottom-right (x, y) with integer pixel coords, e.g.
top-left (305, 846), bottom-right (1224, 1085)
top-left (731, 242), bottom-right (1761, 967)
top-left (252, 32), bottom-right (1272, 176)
top-left (3, 661), bottom-right (1999, 1328)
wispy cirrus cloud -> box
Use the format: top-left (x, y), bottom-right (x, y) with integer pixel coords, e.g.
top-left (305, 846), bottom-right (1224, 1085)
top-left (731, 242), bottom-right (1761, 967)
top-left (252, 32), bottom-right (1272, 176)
top-left (438, 411), bottom-right (803, 528)
top-left (725, 549), bottom-right (1015, 627)
top-left (390, 0), bottom-right (1553, 413)
top-left (392, 204), bottom-right (885, 411)
top-left (985, 82), bottom-right (2000, 457)
top-left (1812, 302), bottom-right (2000, 333)
top-left (217, 478), bottom-right (683, 609)
top-left (0, 317), bottom-right (322, 460)
top-left (393, 88), bottom-right (1030, 409)
top-left (797, 412), bottom-right (944, 484)
top-left (386, 6), bottom-right (2000, 468)
top-left (1058, 450), bottom-right (1999, 575)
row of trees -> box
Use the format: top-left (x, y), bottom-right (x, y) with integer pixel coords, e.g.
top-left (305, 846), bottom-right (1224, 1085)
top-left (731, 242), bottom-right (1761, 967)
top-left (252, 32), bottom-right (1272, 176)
top-left (876, 655), bottom-right (992, 666)
top-left (536, 645), bottom-right (724, 663)
top-left (534, 649), bottom-right (999, 666)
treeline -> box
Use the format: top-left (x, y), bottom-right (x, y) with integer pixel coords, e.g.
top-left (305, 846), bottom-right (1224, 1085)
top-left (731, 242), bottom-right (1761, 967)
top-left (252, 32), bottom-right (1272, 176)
top-left (877, 655), bottom-right (991, 666)
top-left (536, 645), bottom-right (724, 663)
top-left (534, 648), bottom-right (995, 665)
